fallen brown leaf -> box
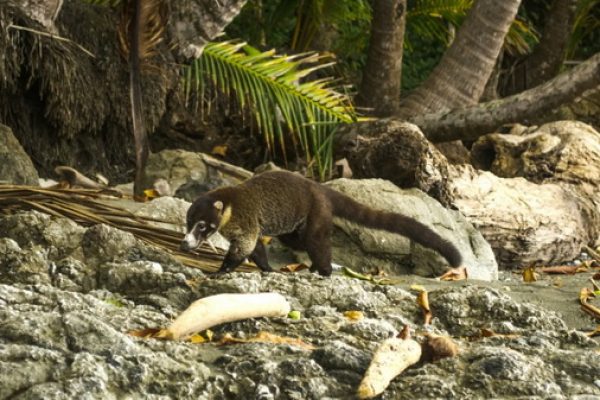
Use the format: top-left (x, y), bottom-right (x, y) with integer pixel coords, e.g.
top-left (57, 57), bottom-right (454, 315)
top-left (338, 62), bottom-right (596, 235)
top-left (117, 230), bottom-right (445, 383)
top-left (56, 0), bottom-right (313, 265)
top-left (398, 325), bottom-right (410, 340)
top-left (211, 145), bottom-right (228, 157)
top-left (280, 263), bottom-right (309, 273)
top-left (128, 328), bottom-right (162, 338)
top-left (438, 266), bottom-right (468, 281)
top-left (538, 265), bottom-right (583, 274)
top-left (479, 328), bottom-right (521, 339)
top-left (523, 266), bottom-right (538, 282)
top-left (260, 236), bottom-right (272, 245)
top-left (579, 287), bottom-right (600, 320)
top-left (416, 290), bottom-right (432, 325)
top-left (551, 277), bottom-right (564, 288)
top-left (218, 331), bottom-right (315, 350)
top-left (586, 326), bottom-right (600, 337)
top-left (420, 333), bottom-right (459, 362)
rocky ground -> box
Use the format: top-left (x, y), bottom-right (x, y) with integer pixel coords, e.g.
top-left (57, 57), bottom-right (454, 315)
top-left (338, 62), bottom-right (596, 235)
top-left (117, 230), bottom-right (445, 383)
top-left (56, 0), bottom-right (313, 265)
top-left (0, 210), bottom-right (599, 399)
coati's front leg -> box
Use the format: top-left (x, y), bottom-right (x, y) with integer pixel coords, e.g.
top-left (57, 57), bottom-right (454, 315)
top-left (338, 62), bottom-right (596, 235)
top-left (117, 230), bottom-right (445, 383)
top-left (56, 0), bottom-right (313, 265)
top-left (249, 240), bottom-right (273, 272)
top-left (217, 236), bottom-right (257, 274)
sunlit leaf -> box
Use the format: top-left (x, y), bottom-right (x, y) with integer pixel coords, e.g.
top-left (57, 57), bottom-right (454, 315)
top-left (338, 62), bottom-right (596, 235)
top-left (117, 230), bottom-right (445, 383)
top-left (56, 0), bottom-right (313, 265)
top-left (523, 266), bottom-right (538, 282)
top-left (344, 310), bottom-right (364, 321)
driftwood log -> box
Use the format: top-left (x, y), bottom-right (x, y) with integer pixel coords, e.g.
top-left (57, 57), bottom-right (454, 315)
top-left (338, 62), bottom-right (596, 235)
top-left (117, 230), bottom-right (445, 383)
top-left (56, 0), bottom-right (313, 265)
top-left (335, 120), bottom-right (600, 268)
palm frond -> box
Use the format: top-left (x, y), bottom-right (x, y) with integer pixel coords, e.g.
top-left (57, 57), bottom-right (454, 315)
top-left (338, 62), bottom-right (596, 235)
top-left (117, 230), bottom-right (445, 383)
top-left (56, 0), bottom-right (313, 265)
top-left (567, 0), bottom-right (600, 59)
top-left (183, 41), bottom-right (358, 180)
top-left (504, 17), bottom-right (539, 56)
top-left (406, 0), bottom-right (472, 45)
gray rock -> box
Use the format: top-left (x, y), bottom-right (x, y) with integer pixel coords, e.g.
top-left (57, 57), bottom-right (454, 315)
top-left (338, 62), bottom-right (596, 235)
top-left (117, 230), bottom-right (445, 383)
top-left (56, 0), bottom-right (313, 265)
top-left (0, 124), bottom-right (39, 185)
top-left (325, 178), bottom-right (498, 280)
top-left (0, 209), bottom-right (599, 399)
top-left (0, 211), bottom-right (85, 260)
top-left (429, 285), bottom-right (567, 336)
top-left (144, 149), bottom-right (209, 192)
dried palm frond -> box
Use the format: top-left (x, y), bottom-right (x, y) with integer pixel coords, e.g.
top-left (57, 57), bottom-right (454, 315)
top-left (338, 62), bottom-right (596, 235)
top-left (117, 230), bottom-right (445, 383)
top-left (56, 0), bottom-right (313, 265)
top-left (0, 185), bottom-right (253, 273)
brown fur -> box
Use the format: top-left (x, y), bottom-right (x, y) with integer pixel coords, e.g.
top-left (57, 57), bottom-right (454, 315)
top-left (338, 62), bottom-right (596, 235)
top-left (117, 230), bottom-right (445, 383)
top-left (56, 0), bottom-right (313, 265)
top-left (183, 170), bottom-right (463, 276)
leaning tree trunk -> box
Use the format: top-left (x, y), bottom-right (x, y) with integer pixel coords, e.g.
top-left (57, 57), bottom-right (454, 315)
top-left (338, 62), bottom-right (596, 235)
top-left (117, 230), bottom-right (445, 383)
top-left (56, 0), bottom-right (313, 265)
top-left (356, 0), bottom-right (407, 117)
top-left (397, 0), bottom-right (522, 117)
top-left (409, 52), bottom-right (600, 142)
top-left (335, 120), bottom-right (600, 268)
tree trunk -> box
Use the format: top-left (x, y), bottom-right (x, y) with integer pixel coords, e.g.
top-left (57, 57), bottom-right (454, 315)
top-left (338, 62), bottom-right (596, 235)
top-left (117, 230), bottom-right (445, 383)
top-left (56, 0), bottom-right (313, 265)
top-left (356, 0), bottom-right (406, 117)
top-left (397, 0), bottom-right (522, 117)
top-left (334, 120), bottom-right (453, 205)
top-left (501, 0), bottom-right (578, 96)
top-left (168, 0), bottom-right (248, 60)
top-left (407, 52), bottom-right (600, 142)
top-left (519, 0), bottom-right (577, 92)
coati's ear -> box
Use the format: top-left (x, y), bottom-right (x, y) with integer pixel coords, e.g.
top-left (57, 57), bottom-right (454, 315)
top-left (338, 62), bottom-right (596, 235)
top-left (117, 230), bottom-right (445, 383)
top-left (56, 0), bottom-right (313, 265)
top-left (213, 201), bottom-right (224, 211)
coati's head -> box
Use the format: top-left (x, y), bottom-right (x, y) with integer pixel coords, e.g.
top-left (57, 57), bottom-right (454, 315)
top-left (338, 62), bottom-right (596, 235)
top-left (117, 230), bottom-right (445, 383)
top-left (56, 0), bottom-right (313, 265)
top-left (180, 196), bottom-right (229, 252)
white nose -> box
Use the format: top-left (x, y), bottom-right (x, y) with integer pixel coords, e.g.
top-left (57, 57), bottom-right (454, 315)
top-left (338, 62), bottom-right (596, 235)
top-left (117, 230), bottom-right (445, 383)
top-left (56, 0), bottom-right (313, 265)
top-left (182, 233), bottom-right (200, 249)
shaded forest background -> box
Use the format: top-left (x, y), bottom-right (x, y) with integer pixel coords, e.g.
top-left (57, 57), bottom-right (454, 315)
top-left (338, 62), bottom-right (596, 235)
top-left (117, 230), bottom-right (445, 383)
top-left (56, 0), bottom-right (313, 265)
top-left (1, 0), bottom-right (599, 184)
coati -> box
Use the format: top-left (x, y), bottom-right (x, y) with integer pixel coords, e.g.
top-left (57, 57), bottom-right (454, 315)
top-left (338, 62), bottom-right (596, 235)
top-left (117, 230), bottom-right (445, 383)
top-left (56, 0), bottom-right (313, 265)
top-left (180, 170), bottom-right (463, 276)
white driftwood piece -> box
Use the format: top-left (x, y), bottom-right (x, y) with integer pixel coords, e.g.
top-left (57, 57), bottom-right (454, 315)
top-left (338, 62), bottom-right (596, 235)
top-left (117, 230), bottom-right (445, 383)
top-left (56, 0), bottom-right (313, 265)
top-left (449, 165), bottom-right (593, 268)
top-left (453, 121), bottom-right (600, 267)
top-left (166, 293), bottom-right (291, 340)
top-left (357, 338), bottom-right (422, 399)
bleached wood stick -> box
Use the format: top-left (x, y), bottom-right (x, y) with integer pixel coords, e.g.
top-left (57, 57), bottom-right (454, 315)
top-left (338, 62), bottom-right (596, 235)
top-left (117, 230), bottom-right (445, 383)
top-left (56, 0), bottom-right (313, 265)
top-left (358, 337), bottom-right (422, 399)
top-left (161, 293), bottom-right (291, 340)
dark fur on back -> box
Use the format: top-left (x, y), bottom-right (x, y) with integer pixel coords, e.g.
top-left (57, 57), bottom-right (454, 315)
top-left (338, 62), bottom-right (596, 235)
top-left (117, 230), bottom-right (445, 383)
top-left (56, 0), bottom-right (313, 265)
top-left (183, 170), bottom-right (463, 276)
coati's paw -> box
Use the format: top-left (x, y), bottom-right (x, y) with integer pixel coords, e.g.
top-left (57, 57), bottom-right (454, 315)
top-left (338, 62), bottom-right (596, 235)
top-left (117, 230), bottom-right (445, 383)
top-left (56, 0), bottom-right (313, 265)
top-left (310, 264), bottom-right (332, 277)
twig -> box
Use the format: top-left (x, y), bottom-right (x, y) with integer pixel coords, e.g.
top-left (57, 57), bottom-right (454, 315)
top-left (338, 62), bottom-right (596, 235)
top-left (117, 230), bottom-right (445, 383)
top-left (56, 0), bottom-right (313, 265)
top-left (7, 24), bottom-right (96, 58)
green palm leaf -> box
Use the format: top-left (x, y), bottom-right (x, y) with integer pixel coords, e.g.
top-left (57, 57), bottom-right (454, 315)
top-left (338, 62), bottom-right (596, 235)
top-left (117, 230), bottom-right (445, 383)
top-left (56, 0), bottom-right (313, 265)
top-left (183, 41), bottom-right (358, 180)
top-left (407, 0), bottom-right (538, 55)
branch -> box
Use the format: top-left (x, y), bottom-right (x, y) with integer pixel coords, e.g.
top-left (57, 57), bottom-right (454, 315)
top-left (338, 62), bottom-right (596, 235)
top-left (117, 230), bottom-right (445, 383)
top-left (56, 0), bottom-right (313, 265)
top-left (408, 52), bottom-right (600, 143)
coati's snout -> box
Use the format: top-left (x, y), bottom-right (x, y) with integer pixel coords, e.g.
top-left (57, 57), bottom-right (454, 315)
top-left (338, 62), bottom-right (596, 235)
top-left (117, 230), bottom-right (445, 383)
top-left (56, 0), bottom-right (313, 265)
top-left (180, 197), bottom-right (225, 252)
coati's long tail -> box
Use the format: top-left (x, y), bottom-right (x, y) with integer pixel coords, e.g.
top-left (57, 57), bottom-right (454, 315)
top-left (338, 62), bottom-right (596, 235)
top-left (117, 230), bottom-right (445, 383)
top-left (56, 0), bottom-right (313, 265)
top-left (324, 187), bottom-right (463, 267)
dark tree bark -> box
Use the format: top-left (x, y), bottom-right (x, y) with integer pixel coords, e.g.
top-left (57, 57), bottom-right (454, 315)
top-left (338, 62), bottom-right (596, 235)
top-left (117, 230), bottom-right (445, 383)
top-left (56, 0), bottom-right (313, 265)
top-left (514, 0), bottom-right (578, 93)
top-left (397, 0), bottom-right (522, 117)
top-left (356, 0), bottom-right (406, 117)
top-left (408, 52), bottom-right (600, 142)
top-left (526, 0), bottom-right (577, 87)
top-left (168, 0), bottom-right (248, 60)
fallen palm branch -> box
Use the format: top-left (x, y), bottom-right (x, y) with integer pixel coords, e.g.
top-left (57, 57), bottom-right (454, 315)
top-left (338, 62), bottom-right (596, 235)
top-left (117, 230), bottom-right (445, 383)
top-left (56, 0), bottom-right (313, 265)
top-left (0, 184), bottom-right (252, 273)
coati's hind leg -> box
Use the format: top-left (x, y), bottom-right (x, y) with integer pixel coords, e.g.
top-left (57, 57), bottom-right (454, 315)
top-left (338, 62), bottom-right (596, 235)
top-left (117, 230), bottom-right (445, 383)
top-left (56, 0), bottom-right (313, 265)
top-left (249, 240), bottom-right (273, 272)
top-left (305, 194), bottom-right (333, 277)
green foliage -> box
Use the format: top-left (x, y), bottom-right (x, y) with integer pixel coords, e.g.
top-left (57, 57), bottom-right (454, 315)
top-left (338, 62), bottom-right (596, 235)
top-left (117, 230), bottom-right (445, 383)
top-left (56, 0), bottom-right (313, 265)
top-left (406, 0), bottom-right (538, 56)
top-left (568, 0), bottom-right (600, 59)
top-left (183, 42), bottom-right (357, 180)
